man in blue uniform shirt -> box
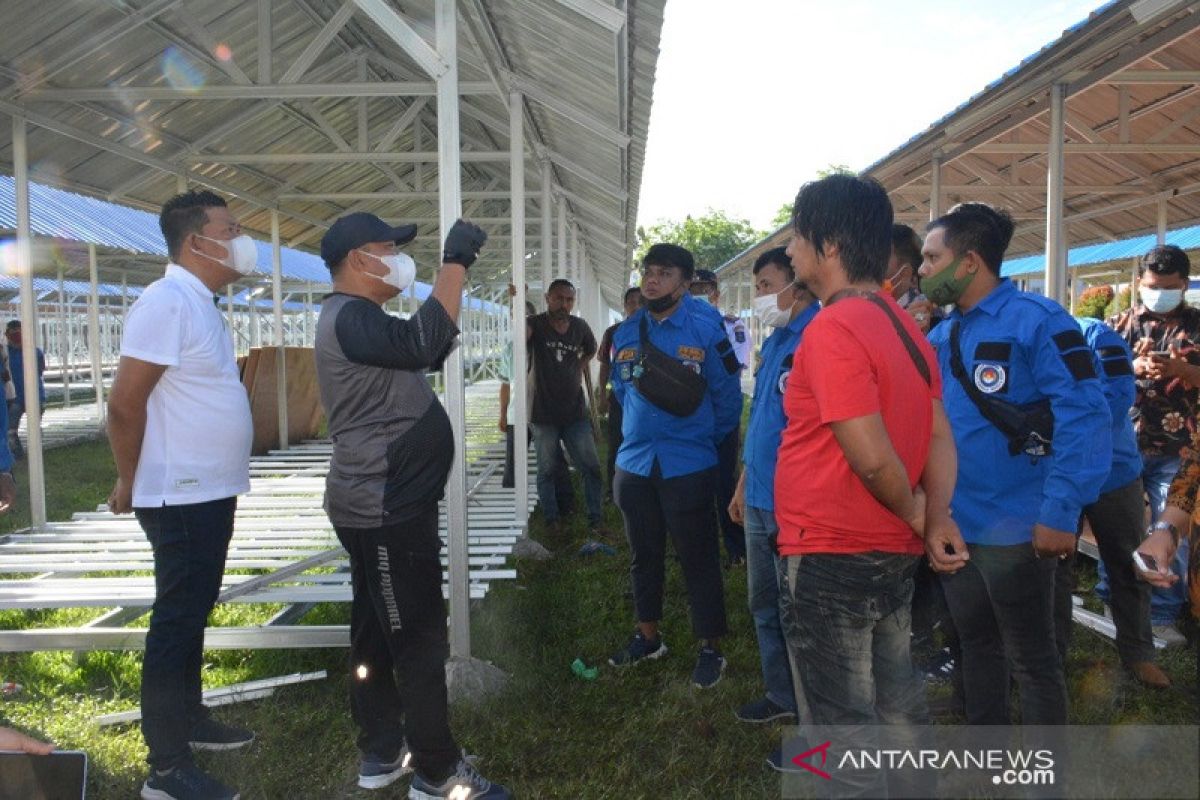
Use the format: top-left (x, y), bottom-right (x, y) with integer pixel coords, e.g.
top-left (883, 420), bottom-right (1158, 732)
top-left (690, 268), bottom-right (751, 566)
top-left (920, 203), bottom-right (1110, 725)
top-left (1053, 318), bottom-right (1168, 688)
top-left (727, 247), bottom-right (817, 731)
top-left (608, 243), bottom-right (744, 689)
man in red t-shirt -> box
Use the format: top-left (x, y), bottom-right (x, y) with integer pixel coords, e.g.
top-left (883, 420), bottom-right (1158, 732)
top-left (774, 175), bottom-right (962, 796)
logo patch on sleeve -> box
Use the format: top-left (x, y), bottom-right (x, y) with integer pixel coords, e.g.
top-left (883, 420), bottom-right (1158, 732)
top-left (615, 348), bottom-right (637, 362)
top-left (974, 363), bottom-right (1006, 394)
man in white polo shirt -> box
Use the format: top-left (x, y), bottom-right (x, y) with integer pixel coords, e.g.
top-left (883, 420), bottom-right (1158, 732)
top-left (108, 189), bottom-right (256, 800)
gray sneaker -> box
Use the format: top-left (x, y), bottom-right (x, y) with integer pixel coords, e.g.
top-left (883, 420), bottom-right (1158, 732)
top-left (359, 743), bottom-right (413, 790)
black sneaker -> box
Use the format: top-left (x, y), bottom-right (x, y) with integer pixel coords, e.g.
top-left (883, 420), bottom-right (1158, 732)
top-left (923, 647), bottom-right (957, 685)
top-left (188, 717), bottom-right (254, 752)
top-left (140, 763), bottom-right (239, 800)
top-left (692, 646), bottom-right (727, 689)
top-left (608, 629), bottom-right (667, 667)
top-left (359, 743), bottom-right (413, 790)
top-left (736, 696), bottom-right (797, 724)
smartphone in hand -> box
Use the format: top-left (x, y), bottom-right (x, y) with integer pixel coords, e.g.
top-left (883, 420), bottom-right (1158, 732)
top-left (1132, 550), bottom-right (1160, 574)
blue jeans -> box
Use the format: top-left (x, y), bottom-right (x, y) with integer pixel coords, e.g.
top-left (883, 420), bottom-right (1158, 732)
top-left (779, 551), bottom-right (928, 797)
top-left (531, 419), bottom-right (603, 525)
top-left (136, 497), bottom-right (237, 770)
top-left (743, 506), bottom-right (796, 713)
top-left (1097, 454), bottom-right (1190, 624)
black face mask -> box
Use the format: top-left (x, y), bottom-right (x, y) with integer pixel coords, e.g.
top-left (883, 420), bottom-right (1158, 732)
top-left (646, 292), bottom-right (680, 314)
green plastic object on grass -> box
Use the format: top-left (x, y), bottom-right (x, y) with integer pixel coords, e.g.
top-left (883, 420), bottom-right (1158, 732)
top-left (570, 658), bottom-right (598, 680)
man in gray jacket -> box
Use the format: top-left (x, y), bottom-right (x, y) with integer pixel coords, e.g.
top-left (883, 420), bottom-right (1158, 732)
top-left (314, 212), bottom-right (508, 800)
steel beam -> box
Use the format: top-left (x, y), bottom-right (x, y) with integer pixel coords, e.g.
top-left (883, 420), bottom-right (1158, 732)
top-left (509, 90), bottom-right (529, 528)
top-left (189, 151), bottom-right (512, 165)
top-left (1046, 83), bottom-right (1067, 306)
top-left (24, 82), bottom-right (493, 102)
top-left (436, 0), bottom-right (471, 660)
top-left (12, 117), bottom-right (47, 528)
top-left (552, 0), bottom-right (627, 32)
top-left (352, 0), bottom-right (449, 79)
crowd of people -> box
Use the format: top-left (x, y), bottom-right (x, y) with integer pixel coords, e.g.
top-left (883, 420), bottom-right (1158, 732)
top-left (3, 175), bottom-right (1190, 799)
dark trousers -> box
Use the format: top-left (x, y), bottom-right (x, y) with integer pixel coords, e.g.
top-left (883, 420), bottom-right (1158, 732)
top-left (614, 465), bottom-right (727, 639)
top-left (136, 497), bottom-right (237, 770)
top-left (1054, 478), bottom-right (1155, 668)
top-left (780, 551), bottom-right (929, 798)
top-left (502, 425), bottom-right (573, 515)
top-left (715, 428), bottom-right (745, 561)
top-left (335, 507), bottom-right (459, 782)
top-left (604, 396), bottom-right (623, 498)
top-left (940, 542), bottom-right (1067, 724)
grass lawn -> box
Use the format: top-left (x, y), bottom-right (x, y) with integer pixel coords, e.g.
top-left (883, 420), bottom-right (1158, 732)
top-left (0, 438), bottom-right (1195, 798)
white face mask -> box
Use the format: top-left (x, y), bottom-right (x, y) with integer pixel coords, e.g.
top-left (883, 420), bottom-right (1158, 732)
top-left (193, 234), bottom-right (259, 275)
top-left (753, 282), bottom-right (795, 328)
top-left (1140, 287), bottom-right (1184, 314)
top-left (359, 250), bottom-right (416, 292)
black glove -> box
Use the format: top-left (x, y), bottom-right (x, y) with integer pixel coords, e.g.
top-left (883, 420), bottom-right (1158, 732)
top-left (442, 219), bottom-right (487, 268)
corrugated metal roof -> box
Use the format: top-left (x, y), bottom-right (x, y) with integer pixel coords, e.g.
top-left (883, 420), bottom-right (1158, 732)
top-left (0, 174), bottom-right (330, 283)
top-left (0, 0), bottom-right (665, 307)
top-left (1002, 222), bottom-right (1200, 277)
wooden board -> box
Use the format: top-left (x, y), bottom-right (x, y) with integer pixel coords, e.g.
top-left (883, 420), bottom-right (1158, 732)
top-left (243, 347), bottom-right (324, 455)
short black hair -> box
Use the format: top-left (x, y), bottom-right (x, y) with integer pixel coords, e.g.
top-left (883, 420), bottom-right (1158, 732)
top-left (752, 246), bottom-right (794, 282)
top-left (791, 174), bottom-right (893, 283)
top-left (160, 189), bottom-right (227, 261)
top-left (547, 278), bottom-right (575, 294)
top-left (1139, 244), bottom-right (1190, 280)
top-left (5, 320), bottom-right (19, 331)
top-left (642, 243), bottom-right (695, 279)
top-left (623, 286), bottom-right (642, 303)
top-left (927, 202), bottom-right (1015, 276)
top-left (890, 224), bottom-right (922, 270)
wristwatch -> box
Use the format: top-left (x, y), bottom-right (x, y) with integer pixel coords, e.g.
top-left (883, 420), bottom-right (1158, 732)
top-left (1147, 520), bottom-right (1181, 547)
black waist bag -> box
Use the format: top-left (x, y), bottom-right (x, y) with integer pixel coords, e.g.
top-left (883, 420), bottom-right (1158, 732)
top-left (949, 321), bottom-right (1053, 459)
top-left (633, 313), bottom-right (707, 417)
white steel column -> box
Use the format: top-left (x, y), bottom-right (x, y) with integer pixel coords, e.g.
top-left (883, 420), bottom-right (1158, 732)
top-left (541, 160), bottom-right (552, 300)
top-left (13, 117), bottom-right (46, 528)
top-left (557, 196), bottom-right (567, 279)
top-left (1157, 198), bottom-right (1168, 245)
top-left (57, 266), bottom-right (70, 407)
top-left (87, 245), bottom-right (105, 429)
top-left (437, 0), bottom-right (471, 660)
top-left (1045, 83), bottom-right (1067, 306)
top-left (271, 211), bottom-right (289, 449)
top-left (510, 90), bottom-right (529, 529)
top-left (305, 285), bottom-right (314, 346)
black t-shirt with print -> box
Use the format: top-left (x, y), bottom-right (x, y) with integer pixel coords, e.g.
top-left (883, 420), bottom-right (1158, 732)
top-left (529, 312), bottom-right (597, 426)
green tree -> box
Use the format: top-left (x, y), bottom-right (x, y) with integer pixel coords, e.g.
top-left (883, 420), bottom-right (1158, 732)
top-left (769, 164), bottom-right (855, 229)
top-left (634, 209), bottom-right (764, 270)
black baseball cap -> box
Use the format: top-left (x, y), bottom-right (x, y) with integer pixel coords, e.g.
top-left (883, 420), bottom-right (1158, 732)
top-left (320, 212), bottom-right (418, 270)
top-left (693, 269), bottom-right (718, 285)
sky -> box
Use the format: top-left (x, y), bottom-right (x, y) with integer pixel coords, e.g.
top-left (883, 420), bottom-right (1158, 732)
top-left (636, 0), bottom-right (1106, 232)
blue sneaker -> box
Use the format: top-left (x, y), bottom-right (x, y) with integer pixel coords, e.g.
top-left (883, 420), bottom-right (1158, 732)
top-left (359, 743), bottom-right (413, 790)
top-left (736, 696), bottom-right (797, 724)
top-left (140, 763), bottom-right (239, 800)
top-left (408, 758), bottom-right (510, 799)
top-left (608, 630), bottom-right (667, 667)
top-left (691, 646), bottom-right (726, 689)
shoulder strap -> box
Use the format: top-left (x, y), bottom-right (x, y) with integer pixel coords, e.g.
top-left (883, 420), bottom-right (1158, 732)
top-left (862, 294), bottom-right (931, 387)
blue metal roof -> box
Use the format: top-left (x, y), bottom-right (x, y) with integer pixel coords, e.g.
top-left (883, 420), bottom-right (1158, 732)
top-left (1002, 223), bottom-right (1200, 278)
top-left (0, 174), bottom-right (331, 284)
top-left (0, 175), bottom-right (507, 313)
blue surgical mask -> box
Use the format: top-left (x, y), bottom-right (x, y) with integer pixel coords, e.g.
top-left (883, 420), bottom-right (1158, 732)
top-left (1140, 287), bottom-right (1184, 314)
